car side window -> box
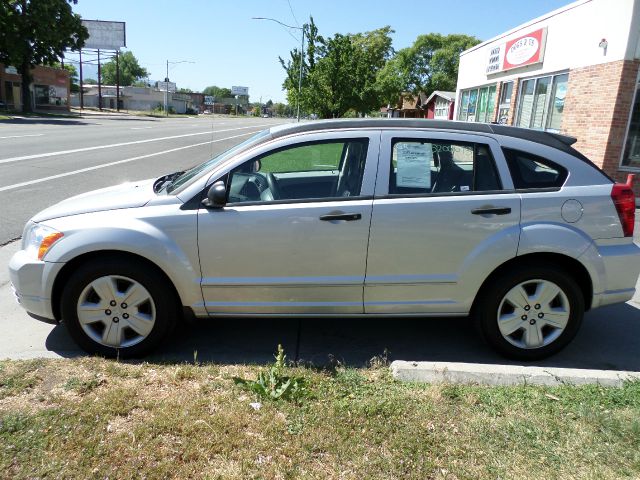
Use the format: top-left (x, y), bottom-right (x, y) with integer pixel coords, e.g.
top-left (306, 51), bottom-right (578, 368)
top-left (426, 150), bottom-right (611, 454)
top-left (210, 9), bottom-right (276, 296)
top-left (503, 148), bottom-right (568, 189)
top-left (227, 139), bottom-right (369, 204)
top-left (389, 140), bottom-right (501, 194)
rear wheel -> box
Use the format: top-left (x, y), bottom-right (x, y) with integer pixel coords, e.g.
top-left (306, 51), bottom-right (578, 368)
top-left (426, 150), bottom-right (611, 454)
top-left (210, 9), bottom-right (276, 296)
top-left (61, 258), bottom-right (178, 358)
top-left (476, 264), bottom-right (584, 360)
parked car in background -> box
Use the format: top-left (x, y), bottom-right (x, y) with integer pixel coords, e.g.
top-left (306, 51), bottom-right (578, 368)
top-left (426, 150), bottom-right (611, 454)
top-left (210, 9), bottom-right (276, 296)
top-left (9, 119), bottom-right (639, 359)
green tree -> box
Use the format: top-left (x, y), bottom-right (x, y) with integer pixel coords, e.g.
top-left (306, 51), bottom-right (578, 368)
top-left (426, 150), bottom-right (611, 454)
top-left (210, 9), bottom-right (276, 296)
top-left (202, 85), bottom-right (231, 98)
top-left (272, 102), bottom-right (288, 117)
top-left (279, 19), bottom-right (394, 118)
top-left (0, 0), bottom-right (88, 112)
top-left (279, 17), bottom-right (320, 116)
top-left (101, 51), bottom-right (148, 86)
top-left (177, 87), bottom-right (192, 93)
top-left (83, 77), bottom-right (97, 85)
top-left (377, 33), bottom-right (481, 103)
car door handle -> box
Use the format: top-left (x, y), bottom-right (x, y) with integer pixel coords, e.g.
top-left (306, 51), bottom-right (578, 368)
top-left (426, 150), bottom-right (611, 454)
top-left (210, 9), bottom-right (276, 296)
top-left (319, 213), bottom-right (362, 221)
top-left (471, 207), bottom-right (512, 215)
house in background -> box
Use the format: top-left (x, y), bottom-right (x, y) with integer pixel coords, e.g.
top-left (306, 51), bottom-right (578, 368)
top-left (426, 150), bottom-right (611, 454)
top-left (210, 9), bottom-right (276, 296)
top-left (424, 91), bottom-right (456, 120)
top-left (383, 91), bottom-right (455, 119)
top-left (0, 63), bottom-right (70, 111)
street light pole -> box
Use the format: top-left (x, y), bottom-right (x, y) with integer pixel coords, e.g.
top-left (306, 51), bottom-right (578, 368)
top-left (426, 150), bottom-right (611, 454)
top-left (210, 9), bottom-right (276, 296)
top-left (252, 17), bottom-right (305, 122)
top-left (296, 26), bottom-right (304, 122)
top-left (165, 60), bottom-right (194, 117)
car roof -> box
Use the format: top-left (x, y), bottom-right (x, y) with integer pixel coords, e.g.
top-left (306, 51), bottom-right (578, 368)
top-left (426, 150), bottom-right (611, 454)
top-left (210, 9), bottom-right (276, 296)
top-left (269, 118), bottom-right (580, 157)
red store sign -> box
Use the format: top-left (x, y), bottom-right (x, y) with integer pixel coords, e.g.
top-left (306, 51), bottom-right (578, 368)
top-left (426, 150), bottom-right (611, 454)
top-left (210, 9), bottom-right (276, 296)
top-left (503, 27), bottom-right (547, 71)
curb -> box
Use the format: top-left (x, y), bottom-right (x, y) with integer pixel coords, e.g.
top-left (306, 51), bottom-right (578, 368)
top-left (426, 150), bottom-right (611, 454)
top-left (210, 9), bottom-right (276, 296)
top-left (390, 360), bottom-right (640, 387)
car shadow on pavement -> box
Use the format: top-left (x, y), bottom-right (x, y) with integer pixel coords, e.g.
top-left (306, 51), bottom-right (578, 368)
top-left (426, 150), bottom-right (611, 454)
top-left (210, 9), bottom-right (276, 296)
top-left (44, 302), bottom-right (640, 371)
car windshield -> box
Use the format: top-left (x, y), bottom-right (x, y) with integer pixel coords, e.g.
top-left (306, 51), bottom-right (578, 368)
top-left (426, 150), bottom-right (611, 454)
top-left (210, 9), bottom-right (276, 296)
top-left (165, 129), bottom-right (272, 194)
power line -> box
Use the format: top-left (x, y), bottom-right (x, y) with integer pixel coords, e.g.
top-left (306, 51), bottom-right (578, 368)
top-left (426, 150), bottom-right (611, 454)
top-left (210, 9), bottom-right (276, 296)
top-left (286, 0), bottom-right (300, 27)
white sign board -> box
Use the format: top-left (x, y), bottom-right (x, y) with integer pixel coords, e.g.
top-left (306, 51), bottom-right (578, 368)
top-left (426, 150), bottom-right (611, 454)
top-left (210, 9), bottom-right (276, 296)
top-left (204, 96), bottom-right (214, 105)
top-left (157, 81), bottom-right (176, 93)
top-left (231, 86), bottom-right (249, 96)
top-left (395, 142), bottom-right (432, 189)
top-left (4, 66), bottom-right (18, 75)
top-left (82, 20), bottom-right (126, 50)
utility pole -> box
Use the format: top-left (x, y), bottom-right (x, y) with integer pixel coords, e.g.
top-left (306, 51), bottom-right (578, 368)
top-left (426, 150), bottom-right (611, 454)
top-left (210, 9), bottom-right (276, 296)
top-left (79, 49), bottom-right (84, 109)
top-left (165, 59), bottom-right (169, 117)
top-left (116, 51), bottom-right (120, 112)
top-left (165, 60), bottom-right (194, 116)
top-left (297, 25), bottom-right (305, 122)
top-left (97, 49), bottom-right (102, 111)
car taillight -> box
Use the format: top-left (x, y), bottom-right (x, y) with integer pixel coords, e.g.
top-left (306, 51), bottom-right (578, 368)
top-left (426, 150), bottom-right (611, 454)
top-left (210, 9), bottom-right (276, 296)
top-left (611, 174), bottom-right (636, 237)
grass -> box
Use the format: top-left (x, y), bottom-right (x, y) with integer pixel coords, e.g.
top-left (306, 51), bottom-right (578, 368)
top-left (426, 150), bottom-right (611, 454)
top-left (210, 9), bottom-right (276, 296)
top-left (0, 357), bottom-right (639, 479)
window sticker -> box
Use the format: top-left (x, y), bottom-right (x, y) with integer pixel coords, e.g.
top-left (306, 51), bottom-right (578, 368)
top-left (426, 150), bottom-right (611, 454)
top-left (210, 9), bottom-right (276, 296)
top-left (395, 142), bottom-right (432, 189)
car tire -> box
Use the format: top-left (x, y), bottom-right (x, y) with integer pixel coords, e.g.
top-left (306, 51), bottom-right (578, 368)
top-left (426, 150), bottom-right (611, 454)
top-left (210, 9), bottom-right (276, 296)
top-left (61, 257), bottom-right (178, 358)
top-left (476, 263), bottom-right (584, 361)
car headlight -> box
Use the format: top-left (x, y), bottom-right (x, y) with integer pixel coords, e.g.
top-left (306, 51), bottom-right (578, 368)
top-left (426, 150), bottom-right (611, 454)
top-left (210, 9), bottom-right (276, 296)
top-left (22, 223), bottom-right (64, 260)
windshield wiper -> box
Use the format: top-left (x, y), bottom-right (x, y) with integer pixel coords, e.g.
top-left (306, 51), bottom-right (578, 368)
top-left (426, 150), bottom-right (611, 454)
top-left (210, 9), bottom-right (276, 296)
top-left (153, 171), bottom-right (184, 193)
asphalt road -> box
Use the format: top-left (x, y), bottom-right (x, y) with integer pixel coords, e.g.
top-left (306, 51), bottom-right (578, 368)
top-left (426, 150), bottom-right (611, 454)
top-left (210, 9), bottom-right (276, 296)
top-left (0, 114), bottom-right (639, 372)
top-left (0, 114), bottom-right (283, 244)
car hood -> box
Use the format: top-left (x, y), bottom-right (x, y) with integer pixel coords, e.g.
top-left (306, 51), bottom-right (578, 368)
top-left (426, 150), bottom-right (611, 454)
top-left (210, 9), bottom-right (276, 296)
top-left (31, 179), bottom-right (156, 222)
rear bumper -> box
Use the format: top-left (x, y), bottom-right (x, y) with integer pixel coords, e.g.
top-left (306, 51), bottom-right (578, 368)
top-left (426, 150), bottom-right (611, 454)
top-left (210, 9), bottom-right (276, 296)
top-left (588, 241), bottom-right (640, 309)
top-left (8, 249), bottom-right (63, 320)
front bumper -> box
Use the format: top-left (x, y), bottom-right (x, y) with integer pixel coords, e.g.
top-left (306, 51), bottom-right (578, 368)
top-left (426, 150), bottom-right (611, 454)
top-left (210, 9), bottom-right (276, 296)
top-left (8, 249), bottom-right (63, 320)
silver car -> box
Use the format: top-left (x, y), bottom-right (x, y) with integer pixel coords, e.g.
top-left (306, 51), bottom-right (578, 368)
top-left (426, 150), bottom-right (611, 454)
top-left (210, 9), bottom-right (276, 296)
top-left (8, 119), bottom-right (640, 360)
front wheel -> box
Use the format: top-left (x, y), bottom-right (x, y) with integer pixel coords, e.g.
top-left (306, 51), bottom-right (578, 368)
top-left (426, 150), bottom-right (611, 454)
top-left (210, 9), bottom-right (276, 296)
top-left (476, 264), bottom-right (585, 360)
top-left (61, 258), bottom-right (178, 358)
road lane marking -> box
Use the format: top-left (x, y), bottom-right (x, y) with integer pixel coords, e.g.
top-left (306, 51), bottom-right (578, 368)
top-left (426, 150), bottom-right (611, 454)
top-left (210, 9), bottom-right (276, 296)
top-left (130, 127), bottom-right (153, 130)
top-left (0, 131), bottom-right (259, 193)
top-left (0, 123), bottom-right (272, 165)
top-left (0, 134), bottom-right (45, 139)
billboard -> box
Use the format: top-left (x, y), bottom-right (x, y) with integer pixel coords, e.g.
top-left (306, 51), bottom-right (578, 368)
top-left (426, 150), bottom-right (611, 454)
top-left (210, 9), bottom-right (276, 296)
top-left (231, 86), bottom-right (249, 96)
top-left (82, 20), bottom-right (126, 50)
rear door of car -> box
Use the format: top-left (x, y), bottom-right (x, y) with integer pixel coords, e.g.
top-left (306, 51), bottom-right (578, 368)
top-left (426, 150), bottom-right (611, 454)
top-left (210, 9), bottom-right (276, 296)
top-left (364, 130), bottom-right (521, 315)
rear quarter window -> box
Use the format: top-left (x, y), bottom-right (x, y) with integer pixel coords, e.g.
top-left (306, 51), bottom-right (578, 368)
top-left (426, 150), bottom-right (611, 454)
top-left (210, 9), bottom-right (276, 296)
top-left (503, 148), bottom-right (568, 189)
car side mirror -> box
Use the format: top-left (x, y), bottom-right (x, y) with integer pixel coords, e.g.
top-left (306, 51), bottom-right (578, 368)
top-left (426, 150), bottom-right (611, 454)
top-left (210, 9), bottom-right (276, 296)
top-left (203, 181), bottom-right (227, 208)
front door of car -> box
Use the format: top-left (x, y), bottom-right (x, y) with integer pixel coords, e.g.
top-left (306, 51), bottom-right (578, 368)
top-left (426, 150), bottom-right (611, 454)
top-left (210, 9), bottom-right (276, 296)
top-left (365, 131), bottom-right (521, 314)
top-left (197, 131), bottom-right (379, 315)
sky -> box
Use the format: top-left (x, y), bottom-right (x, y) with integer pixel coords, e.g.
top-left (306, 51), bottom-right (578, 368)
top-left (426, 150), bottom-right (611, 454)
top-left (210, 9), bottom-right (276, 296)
top-left (68, 0), bottom-right (575, 103)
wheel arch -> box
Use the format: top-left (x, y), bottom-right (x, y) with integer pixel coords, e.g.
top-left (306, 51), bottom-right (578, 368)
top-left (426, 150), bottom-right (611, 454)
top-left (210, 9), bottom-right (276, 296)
top-left (51, 250), bottom-right (183, 322)
top-left (471, 252), bottom-right (593, 315)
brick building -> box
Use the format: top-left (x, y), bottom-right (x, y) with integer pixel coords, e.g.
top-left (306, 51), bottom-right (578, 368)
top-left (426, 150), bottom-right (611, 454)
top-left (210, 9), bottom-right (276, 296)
top-left (0, 64), bottom-right (70, 111)
top-left (455, 0), bottom-right (640, 192)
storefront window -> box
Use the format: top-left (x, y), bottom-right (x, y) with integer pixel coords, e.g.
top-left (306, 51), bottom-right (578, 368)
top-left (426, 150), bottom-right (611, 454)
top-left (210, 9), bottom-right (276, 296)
top-left (34, 84), bottom-right (68, 107)
top-left (468, 89), bottom-right (478, 121)
top-left (34, 85), bottom-right (49, 106)
top-left (459, 90), bottom-right (470, 120)
top-left (516, 72), bottom-right (568, 132)
top-left (622, 75), bottom-right (640, 169)
top-left (487, 85), bottom-right (496, 122)
top-left (458, 84), bottom-right (496, 123)
top-left (547, 74), bottom-right (568, 132)
top-left (531, 76), bottom-right (550, 129)
top-left (497, 82), bottom-right (513, 124)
